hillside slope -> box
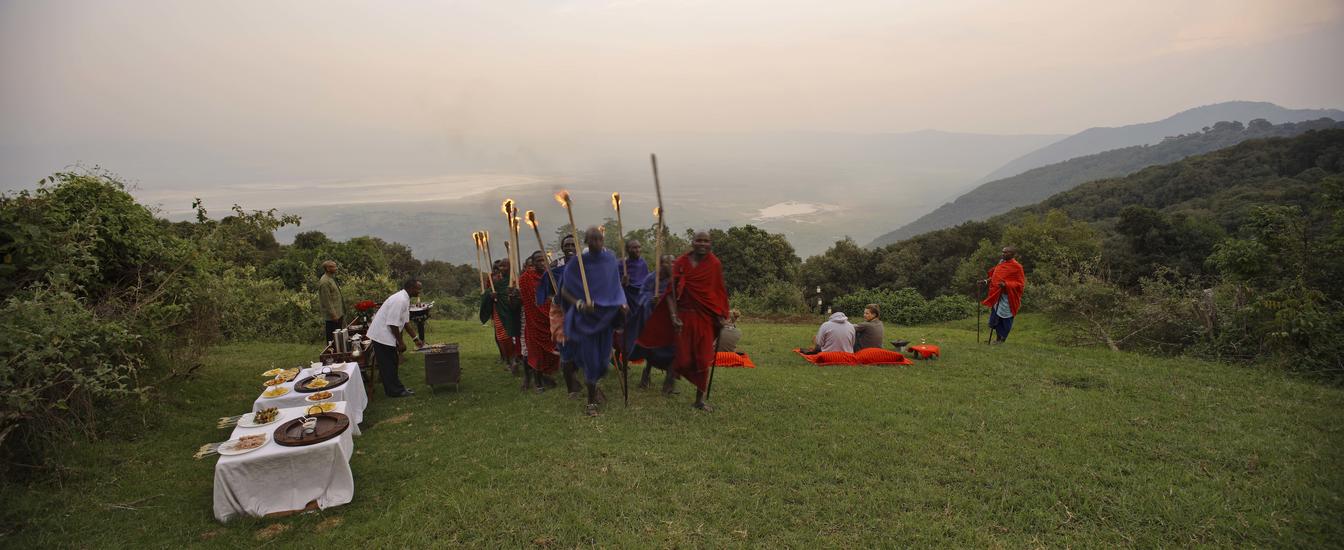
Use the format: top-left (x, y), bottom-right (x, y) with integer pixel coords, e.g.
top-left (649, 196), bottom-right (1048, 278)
top-left (979, 101), bottom-right (1344, 183)
top-left (870, 117), bottom-right (1342, 246)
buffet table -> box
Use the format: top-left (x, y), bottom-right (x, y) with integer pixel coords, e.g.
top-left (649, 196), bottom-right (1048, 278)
top-left (212, 402), bottom-right (356, 522)
top-left (252, 362), bottom-right (367, 426)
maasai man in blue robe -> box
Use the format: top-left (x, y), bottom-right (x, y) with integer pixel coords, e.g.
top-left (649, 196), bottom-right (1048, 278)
top-left (630, 255), bottom-right (679, 393)
top-left (560, 227), bottom-right (628, 416)
top-left (615, 239), bottom-right (650, 364)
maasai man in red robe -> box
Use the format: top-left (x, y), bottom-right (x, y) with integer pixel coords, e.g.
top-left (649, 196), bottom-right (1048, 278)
top-left (641, 231), bottom-right (729, 411)
top-left (537, 234), bottom-right (580, 395)
top-left (519, 250), bottom-right (559, 392)
top-left (980, 246), bottom-right (1027, 344)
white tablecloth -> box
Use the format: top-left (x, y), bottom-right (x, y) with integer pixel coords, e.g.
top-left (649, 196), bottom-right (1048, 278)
top-left (252, 362), bottom-right (367, 425)
top-left (213, 402), bottom-right (357, 522)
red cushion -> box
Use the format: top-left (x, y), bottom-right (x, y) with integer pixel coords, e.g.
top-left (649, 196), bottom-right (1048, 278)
top-left (714, 352), bottom-right (756, 368)
top-left (854, 348), bottom-right (914, 365)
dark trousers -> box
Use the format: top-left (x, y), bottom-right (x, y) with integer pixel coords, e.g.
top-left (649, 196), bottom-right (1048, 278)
top-left (324, 319), bottom-right (342, 344)
top-left (988, 313), bottom-right (1015, 341)
top-left (372, 340), bottom-right (407, 396)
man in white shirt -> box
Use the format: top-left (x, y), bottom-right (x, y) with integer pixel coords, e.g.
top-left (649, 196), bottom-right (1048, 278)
top-left (368, 279), bottom-right (424, 397)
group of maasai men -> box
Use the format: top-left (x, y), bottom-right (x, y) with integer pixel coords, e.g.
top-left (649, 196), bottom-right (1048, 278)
top-left (479, 227), bottom-right (729, 416)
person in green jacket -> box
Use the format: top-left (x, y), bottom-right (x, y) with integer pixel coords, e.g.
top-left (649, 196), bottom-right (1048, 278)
top-left (318, 260), bottom-right (344, 343)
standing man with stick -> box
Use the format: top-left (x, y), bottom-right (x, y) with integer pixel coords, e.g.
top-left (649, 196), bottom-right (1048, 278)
top-left (980, 246), bottom-right (1027, 345)
top-left (641, 231), bottom-right (729, 412)
top-left (559, 226), bottom-right (628, 416)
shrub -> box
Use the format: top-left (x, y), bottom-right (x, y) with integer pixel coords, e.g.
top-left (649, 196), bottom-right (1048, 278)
top-left (831, 288), bottom-right (975, 326)
top-left (0, 286), bottom-right (144, 467)
top-left (733, 281), bottom-right (809, 317)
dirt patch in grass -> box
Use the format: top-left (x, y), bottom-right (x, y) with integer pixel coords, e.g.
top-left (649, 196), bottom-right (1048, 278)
top-left (374, 412), bottom-right (413, 428)
top-left (254, 523), bottom-right (289, 541)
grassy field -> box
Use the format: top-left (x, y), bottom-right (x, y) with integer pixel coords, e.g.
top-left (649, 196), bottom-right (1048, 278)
top-left (3, 315), bottom-right (1343, 547)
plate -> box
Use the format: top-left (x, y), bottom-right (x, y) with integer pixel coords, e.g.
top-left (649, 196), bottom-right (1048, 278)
top-left (238, 411), bottom-right (280, 428)
top-left (306, 390), bottom-right (334, 402)
top-left (262, 368), bottom-right (284, 377)
top-left (262, 386), bottom-right (291, 398)
top-left (217, 434), bottom-right (268, 456)
top-left (263, 378), bottom-right (285, 387)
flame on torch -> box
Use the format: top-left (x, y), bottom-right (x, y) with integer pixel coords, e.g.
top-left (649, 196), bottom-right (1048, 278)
top-left (554, 190), bottom-right (571, 206)
top-left (501, 199), bottom-right (514, 215)
top-left (525, 210), bottom-right (537, 228)
top-left (611, 192), bottom-right (621, 209)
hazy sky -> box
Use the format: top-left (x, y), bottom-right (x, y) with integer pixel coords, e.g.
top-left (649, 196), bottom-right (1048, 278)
top-left (2, 0), bottom-right (1342, 193)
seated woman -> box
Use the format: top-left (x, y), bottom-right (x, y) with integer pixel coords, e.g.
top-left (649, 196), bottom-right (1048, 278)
top-left (717, 309), bottom-right (743, 353)
top-left (803, 311), bottom-right (855, 354)
top-left (853, 303), bottom-right (884, 351)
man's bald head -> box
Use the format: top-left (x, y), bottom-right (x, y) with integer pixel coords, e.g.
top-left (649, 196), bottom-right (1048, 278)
top-left (584, 226), bottom-right (604, 253)
top-left (691, 231), bottom-right (712, 259)
top-left (1001, 246), bottom-right (1017, 261)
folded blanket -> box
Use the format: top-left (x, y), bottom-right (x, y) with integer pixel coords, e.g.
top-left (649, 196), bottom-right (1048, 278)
top-left (793, 348), bottom-right (913, 366)
top-left (715, 351), bottom-right (756, 368)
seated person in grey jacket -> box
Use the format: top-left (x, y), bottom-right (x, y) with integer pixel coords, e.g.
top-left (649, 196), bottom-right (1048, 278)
top-left (853, 303), bottom-right (885, 351)
top-left (804, 311), bottom-right (855, 354)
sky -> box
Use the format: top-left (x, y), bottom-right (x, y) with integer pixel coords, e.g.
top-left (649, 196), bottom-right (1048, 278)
top-left (2, 0), bottom-right (1342, 197)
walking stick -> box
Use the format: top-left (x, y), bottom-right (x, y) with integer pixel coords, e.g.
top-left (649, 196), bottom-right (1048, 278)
top-left (554, 191), bottom-right (592, 304)
top-left (705, 332), bottom-right (722, 402)
top-left (612, 193), bottom-right (626, 280)
top-left (650, 154), bottom-right (666, 301)
top-left (482, 231), bottom-right (496, 293)
top-left (473, 232), bottom-right (485, 292)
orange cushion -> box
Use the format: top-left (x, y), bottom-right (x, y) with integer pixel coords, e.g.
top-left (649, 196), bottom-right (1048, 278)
top-left (854, 348), bottom-right (914, 365)
top-left (714, 352), bottom-right (756, 368)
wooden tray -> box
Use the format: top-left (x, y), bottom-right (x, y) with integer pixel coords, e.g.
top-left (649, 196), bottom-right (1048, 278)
top-left (293, 371), bottom-right (349, 393)
top-left (273, 412), bottom-right (350, 446)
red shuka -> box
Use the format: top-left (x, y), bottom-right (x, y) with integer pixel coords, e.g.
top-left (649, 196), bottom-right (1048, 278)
top-left (640, 252), bottom-right (730, 392)
top-left (981, 259), bottom-right (1027, 316)
top-left (519, 269), bottom-right (558, 374)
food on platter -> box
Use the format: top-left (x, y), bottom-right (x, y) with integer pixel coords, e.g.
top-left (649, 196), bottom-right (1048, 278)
top-left (232, 434), bottom-right (266, 450)
top-left (305, 402), bottom-right (336, 415)
top-left (254, 407), bottom-right (279, 424)
top-left (278, 368), bottom-right (301, 382)
top-left (306, 391), bottom-right (333, 401)
top-left (304, 377), bottom-right (330, 390)
top-left (262, 386), bottom-right (290, 398)
top-left (263, 377), bottom-right (285, 387)
top-left (262, 368), bottom-right (284, 377)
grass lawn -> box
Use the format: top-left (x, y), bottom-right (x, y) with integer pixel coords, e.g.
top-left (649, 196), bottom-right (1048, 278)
top-left (3, 314), bottom-right (1342, 547)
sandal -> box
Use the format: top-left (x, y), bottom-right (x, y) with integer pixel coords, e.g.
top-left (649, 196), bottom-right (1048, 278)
top-left (585, 403), bottom-right (600, 417)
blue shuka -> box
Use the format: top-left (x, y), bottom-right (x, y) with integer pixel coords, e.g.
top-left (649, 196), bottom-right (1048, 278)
top-left (625, 271), bottom-right (676, 366)
top-left (621, 257), bottom-right (650, 310)
top-left (562, 248), bottom-right (627, 384)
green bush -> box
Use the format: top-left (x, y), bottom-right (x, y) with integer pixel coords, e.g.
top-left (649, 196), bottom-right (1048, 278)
top-left (733, 281), bottom-right (809, 317)
top-left (831, 288), bottom-right (975, 326)
top-left (0, 286), bottom-right (144, 467)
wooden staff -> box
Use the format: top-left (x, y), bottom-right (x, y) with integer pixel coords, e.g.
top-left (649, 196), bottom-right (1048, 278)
top-left (512, 212), bottom-right (523, 289)
top-left (482, 231), bottom-right (496, 292)
top-left (478, 229), bottom-right (489, 291)
top-left (612, 192), bottom-right (626, 280)
top-left (501, 200), bottom-right (517, 288)
top-left (554, 190), bottom-right (592, 304)
top-left (651, 154), bottom-right (667, 300)
top-left (525, 210), bottom-right (561, 297)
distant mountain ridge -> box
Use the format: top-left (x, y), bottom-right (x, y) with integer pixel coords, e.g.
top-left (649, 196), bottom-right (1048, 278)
top-left (977, 101), bottom-right (1344, 184)
top-left (868, 116), bottom-right (1344, 247)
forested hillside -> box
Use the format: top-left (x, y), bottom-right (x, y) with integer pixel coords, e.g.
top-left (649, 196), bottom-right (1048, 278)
top-left (872, 117), bottom-right (1343, 245)
top-left (807, 129), bottom-right (1344, 374)
top-left (975, 101), bottom-right (1344, 184)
